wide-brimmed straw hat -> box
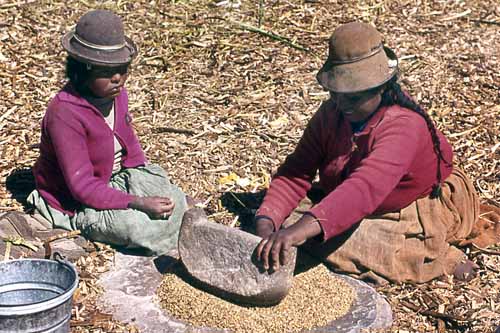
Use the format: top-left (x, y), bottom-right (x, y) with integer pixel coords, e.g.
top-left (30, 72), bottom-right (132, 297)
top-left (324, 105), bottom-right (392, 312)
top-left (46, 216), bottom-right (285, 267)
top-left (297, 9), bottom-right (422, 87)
top-left (317, 22), bottom-right (398, 93)
top-left (62, 10), bottom-right (137, 66)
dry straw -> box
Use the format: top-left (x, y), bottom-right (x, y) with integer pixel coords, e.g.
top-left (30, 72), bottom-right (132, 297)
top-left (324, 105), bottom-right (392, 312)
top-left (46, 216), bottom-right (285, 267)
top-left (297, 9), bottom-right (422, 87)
top-left (0, 0), bottom-right (498, 332)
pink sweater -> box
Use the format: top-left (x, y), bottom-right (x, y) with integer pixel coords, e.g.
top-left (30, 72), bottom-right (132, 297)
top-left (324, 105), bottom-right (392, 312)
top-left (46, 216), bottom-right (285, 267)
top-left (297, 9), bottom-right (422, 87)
top-left (256, 99), bottom-right (453, 241)
top-left (33, 84), bottom-right (147, 215)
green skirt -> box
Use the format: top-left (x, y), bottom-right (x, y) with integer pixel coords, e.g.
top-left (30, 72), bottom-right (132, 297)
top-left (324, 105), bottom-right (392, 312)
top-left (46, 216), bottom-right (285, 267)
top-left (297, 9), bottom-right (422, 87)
top-left (28, 164), bottom-right (187, 256)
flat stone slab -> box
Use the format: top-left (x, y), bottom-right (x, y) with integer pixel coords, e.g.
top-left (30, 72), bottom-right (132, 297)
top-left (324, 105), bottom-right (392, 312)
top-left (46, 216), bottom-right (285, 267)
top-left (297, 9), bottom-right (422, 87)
top-left (99, 252), bottom-right (393, 333)
top-left (0, 211), bottom-right (90, 261)
top-left (178, 208), bottom-right (296, 305)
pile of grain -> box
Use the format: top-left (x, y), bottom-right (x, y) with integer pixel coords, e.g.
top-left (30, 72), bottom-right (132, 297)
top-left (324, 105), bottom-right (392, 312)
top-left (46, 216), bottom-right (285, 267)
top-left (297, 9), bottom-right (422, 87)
top-left (157, 264), bottom-right (355, 333)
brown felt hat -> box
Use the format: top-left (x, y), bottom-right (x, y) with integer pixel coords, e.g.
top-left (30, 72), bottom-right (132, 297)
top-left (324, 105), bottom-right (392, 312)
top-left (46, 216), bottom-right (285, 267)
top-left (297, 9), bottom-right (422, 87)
top-left (62, 10), bottom-right (137, 66)
top-left (317, 22), bottom-right (398, 93)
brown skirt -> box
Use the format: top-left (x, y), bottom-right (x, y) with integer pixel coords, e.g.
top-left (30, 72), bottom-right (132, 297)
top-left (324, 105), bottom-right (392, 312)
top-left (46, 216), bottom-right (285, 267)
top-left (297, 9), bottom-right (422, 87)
top-left (285, 168), bottom-right (479, 284)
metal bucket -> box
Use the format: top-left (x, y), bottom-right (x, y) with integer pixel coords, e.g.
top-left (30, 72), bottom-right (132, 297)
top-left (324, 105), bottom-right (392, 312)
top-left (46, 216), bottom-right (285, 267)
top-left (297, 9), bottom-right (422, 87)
top-left (0, 254), bottom-right (79, 333)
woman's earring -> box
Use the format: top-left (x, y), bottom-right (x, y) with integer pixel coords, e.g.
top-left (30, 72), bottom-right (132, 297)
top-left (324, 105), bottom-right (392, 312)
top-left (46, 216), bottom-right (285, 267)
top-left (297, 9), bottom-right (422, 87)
top-left (86, 63), bottom-right (92, 70)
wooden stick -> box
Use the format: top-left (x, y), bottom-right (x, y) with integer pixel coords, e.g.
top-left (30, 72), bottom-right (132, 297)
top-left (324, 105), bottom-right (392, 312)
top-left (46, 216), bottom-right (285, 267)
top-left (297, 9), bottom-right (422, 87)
top-left (206, 16), bottom-right (315, 54)
top-left (154, 127), bottom-right (196, 135)
top-left (45, 230), bottom-right (81, 244)
top-left (441, 9), bottom-right (471, 21)
top-left (401, 300), bottom-right (470, 323)
top-left (3, 236), bottom-right (39, 252)
top-left (3, 242), bottom-right (11, 261)
top-left (229, 192), bottom-right (247, 208)
top-left (229, 215), bottom-right (239, 228)
top-left (462, 18), bottom-right (500, 26)
top-left (258, 0), bottom-right (265, 27)
top-left (233, 21), bottom-right (311, 52)
top-left (471, 243), bottom-right (500, 256)
top-left (203, 16), bottom-right (312, 53)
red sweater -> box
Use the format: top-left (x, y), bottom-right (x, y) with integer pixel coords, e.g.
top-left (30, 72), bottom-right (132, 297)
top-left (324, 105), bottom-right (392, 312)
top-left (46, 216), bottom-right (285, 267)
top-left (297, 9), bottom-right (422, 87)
top-left (33, 84), bottom-right (147, 215)
top-left (256, 99), bottom-right (453, 241)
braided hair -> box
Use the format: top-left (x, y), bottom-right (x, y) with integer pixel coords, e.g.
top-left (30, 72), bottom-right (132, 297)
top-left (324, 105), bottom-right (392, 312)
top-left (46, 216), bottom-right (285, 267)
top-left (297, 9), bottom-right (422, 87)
top-left (381, 76), bottom-right (451, 198)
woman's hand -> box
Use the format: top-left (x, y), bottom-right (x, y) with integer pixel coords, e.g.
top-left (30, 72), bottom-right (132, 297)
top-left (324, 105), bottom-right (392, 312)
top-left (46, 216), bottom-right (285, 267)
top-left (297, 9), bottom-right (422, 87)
top-left (256, 214), bottom-right (322, 272)
top-left (255, 217), bottom-right (275, 239)
top-left (128, 196), bottom-right (175, 219)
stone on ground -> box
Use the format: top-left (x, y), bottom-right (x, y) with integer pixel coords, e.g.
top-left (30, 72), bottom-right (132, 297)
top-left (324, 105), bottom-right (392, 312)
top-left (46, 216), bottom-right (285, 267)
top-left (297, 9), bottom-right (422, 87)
top-left (178, 208), bottom-right (296, 306)
top-left (0, 211), bottom-right (89, 261)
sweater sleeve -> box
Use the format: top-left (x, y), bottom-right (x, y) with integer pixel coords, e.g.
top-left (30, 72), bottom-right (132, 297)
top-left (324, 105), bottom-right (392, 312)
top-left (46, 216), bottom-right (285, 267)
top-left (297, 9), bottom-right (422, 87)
top-left (309, 113), bottom-right (423, 241)
top-left (47, 107), bottom-right (134, 210)
top-left (256, 105), bottom-right (327, 231)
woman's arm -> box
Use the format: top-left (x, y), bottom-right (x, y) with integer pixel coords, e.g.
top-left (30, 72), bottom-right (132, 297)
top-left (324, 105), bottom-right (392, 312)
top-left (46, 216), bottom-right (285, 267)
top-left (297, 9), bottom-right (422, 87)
top-left (257, 111), bottom-right (427, 272)
top-left (256, 103), bottom-right (330, 232)
top-left (307, 112), bottom-right (423, 240)
top-left (256, 214), bottom-right (322, 271)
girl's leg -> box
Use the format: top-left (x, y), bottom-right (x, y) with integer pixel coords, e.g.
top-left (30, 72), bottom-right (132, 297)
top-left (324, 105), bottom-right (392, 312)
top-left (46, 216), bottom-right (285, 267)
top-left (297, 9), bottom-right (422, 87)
top-left (27, 189), bottom-right (74, 230)
top-left (74, 207), bottom-right (181, 256)
top-left (112, 164), bottom-right (188, 226)
top-left (74, 164), bottom-right (187, 256)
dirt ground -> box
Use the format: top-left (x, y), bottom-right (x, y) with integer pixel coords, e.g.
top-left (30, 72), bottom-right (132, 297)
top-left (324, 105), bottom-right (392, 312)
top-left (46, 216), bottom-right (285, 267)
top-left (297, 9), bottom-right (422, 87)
top-left (0, 0), bottom-right (498, 332)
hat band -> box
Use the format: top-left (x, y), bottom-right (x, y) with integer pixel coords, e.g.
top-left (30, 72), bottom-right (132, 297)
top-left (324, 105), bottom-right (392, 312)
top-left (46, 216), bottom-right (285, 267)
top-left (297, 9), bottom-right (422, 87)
top-left (73, 33), bottom-right (126, 51)
top-left (329, 44), bottom-right (383, 65)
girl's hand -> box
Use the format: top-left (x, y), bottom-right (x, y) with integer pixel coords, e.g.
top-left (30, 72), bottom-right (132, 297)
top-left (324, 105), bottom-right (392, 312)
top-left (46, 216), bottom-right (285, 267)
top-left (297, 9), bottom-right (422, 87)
top-left (129, 196), bottom-right (175, 219)
top-left (256, 214), bottom-right (322, 272)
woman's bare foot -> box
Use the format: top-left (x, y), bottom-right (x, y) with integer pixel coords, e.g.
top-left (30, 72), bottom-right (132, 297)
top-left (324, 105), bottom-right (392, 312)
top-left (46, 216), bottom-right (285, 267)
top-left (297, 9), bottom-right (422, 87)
top-left (186, 195), bottom-right (202, 209)
top-left (453, 259), bottom-right (479, 282)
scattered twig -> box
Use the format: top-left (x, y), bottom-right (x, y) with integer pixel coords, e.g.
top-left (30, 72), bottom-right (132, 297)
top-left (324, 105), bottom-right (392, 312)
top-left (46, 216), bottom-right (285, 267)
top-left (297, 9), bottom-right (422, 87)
top-left (154, 127), bottom-right (196, 135)
top-left (401, 300), bottom-right (470, 323)
top-left (229, 192), bottom-right (247, 209)
top-left (3, 235), bottom-right (38, 252)
top-left (3, 242), bottom-right (10, 261)
top-left (471, 243), bottom-right (500, 256)
top-left (45, 230), bottom-right (81, 243)
top-left (234, 20), bottom-right (311, 52)
top-left (203, 16), bottom-right (312, 53)
top-left (462, 18), bottom-right (500, 26)
top-left (258, 0), bottom-right (265, 27)
top-left (229, 215), bottom-right (239, 227)
top-left (441, 9), bottom-right (471, 21)
top-left (43, 230), bottom-right (81, 259)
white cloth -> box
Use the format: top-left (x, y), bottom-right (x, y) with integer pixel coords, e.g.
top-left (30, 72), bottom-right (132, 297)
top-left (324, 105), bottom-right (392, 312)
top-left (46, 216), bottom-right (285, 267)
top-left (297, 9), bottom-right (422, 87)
top-left (103, 104), bottom-right (123, 174)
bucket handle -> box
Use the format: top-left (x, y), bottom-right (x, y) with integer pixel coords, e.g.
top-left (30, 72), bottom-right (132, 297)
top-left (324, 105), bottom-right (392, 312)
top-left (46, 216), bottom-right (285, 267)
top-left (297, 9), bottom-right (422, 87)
top-left (53, 252), bottom-right (73, 269)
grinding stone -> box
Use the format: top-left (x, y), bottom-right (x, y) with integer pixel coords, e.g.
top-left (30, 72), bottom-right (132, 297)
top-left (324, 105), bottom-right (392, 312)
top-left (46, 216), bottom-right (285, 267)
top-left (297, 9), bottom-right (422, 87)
top-left (178, 208), bottom-right (296, 305)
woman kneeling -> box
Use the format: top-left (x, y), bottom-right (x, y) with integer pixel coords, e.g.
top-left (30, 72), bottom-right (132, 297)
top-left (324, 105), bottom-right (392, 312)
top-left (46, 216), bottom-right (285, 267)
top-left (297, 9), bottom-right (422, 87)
top-left (255, 22), bottom-right (480, 284)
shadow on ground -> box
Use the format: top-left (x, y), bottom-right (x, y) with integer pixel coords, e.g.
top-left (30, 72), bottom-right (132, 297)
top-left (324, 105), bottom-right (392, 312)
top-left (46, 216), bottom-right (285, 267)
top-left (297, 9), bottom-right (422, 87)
top-left (219, 189), bottom-right (267, 233)
top-left (5, 167), bottom-right (36, 210)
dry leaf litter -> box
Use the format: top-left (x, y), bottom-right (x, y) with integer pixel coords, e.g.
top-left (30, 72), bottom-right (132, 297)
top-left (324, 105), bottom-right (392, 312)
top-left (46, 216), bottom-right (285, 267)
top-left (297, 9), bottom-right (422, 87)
top-left (0, 0), bottom-right (498, 332)
top-left (71, 243), bottom-right (139, 332)
top-left (158, 264), bottom-right (354, 333)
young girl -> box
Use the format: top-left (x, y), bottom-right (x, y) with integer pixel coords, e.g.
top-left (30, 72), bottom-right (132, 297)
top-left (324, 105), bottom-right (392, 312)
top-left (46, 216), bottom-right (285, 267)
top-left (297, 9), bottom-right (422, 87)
top-left (255, 22), bottom-right (480, 284)
top-left (28, 10), bottom-right (187, 256)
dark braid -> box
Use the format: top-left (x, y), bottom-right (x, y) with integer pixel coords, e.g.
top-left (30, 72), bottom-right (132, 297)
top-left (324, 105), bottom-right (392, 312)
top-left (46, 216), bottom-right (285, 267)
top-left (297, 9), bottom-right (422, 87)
top-left (381, 77), bottom-right (451, 198)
